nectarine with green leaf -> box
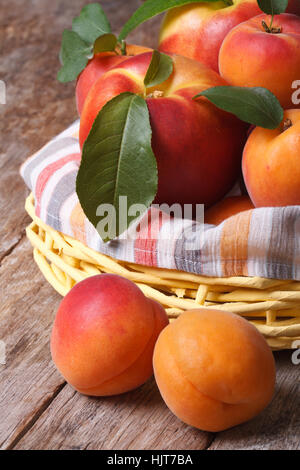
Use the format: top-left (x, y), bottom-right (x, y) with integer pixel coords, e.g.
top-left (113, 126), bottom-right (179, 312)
top-left (76, 44), bottom-right (151, 115)
top-left (159, 0), bottom-right (300, 73)
top-left (79, 52), bottom-right (248, 209)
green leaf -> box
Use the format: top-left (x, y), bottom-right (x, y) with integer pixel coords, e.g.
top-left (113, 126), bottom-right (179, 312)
top-left (58, 4), bottom-right (114, 83)
top-left (144, 50), bottom-right (173, 88)
top-left (94, 33), bottom-right (118, 54)
top-left (76, 93), bottom-right (158, 242)
top-left (57, 30), bottom-right (93, 83)
top-left (193, 86), bottom-right (284, 129)
top-left (257, 0), bottom-right (288, 15)
top-left (118, 0), bottom-right (220, 41)
top-left (72, 3), bottom-right (111, 44)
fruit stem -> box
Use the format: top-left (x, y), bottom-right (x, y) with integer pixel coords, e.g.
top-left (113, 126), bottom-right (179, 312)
top-left (262, 20), bottom-right (271, 33)
top-left (262, 15), bottom-right (282, 34)
top-left (223, 0), bottom-right (234, 6)
top-left (147, 90), bottom-right (164, 99)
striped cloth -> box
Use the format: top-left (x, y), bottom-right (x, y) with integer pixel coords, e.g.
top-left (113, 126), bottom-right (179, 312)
top-left (21, 121), bottom-right (300, 281)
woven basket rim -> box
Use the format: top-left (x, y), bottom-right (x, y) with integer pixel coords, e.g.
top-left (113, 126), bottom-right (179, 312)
top-left (25, 193), bottom-right (300, 350)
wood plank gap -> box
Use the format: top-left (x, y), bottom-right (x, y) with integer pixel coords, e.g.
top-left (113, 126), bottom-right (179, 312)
top-left (0, 230), bottom-right (26, 266)
top-left (204, 433), bottom-right (217, 450)
top-left (7, 382), bottom-right (66, 450)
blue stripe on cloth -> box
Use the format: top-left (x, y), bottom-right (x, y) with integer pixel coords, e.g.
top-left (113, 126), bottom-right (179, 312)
top-left (21, 137), bottom-right (79, 190)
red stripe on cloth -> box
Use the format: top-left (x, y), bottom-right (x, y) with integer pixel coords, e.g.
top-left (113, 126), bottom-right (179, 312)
top-left (134, 207), bottom-right (170, 266)
top-left (35, 153), bottom-right (81, 216)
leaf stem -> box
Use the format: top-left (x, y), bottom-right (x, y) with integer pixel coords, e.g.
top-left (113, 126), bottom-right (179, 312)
top-left (121, 40), bottom-right (127, 56)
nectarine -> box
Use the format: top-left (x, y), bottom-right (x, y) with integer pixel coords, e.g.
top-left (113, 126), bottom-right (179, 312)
top-left (80, 52), bottom-right (248, 208)
top-left (153, 309), bottom-right (275, 432)
top-left (159, 0), bottom-right (300, 73)
top-left (51, 274), bottom-right (169, 396)
top-left (219, 13), bottom-right (300, 109)
top-left (242, 109), bottom-right (300, 207)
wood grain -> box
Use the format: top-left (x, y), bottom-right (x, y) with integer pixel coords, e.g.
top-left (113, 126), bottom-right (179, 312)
top-left (0, 238), bottom-right (64, 450)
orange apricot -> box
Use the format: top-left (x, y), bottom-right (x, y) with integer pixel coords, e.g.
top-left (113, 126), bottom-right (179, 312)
top-left (219, 14), bottom-right (300, 109)
top-left (205, 195), bottom-right (254, 225)
top-left (242, 109), bottom-right (300, 207)
top-left (153, 309), bottom-right (276, 432)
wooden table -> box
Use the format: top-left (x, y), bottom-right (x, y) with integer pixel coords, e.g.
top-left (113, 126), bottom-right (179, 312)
top-left (0, 0), bottom-right (299, 451)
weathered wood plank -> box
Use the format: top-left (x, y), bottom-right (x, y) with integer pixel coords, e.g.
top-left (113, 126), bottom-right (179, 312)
top-left (12, 345), bottom-right (300, 450)
top-left (14, 379), bottom-right (213, 450)
top-left (209, 351), bottom-right (300, 450)
top-left (0, 238), bottom-right (65, 449)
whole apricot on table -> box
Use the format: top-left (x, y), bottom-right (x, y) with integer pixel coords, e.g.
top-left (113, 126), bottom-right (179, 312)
top-left (80, 52), bottom-right (248, 208)
top-left (242, 109), bottom-right (300, 207)
top-left (158, 0), bottom-right (300, 73)
top-left (51, 274), bottom-right (169, 396)
top-left (219, 13), bottom-right (300, 109)
top-left (76, 44), bottom-right (151, 115)
top-left (153, 309), bottom-right (275, 432)
top-left (205, 195), bottom-right (254, 225)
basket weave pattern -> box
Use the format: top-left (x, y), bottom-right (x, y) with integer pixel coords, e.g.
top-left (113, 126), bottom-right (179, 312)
top-left (25, 194), bottom-right (300, 350)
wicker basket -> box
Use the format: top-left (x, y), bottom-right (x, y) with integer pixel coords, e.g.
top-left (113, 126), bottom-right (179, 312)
top-left (25, 193), bottom-right (300, 350)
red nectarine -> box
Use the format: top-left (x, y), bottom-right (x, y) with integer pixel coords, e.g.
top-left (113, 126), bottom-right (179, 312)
top-left (219, 13), bottom-right (300, 109)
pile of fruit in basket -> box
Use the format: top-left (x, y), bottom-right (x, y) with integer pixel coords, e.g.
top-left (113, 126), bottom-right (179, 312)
top-left (49, 0), bottom-right (300, 431)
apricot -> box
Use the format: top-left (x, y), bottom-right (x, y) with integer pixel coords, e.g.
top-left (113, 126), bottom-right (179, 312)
top-left (79, 52), bottom-right (248, 208)
top-left (205, 195), bottom-right (254, 225)
top-left (153, 309), bottom-right (275, 432)
top-left (159, 0), bottom-right (300, 73)
top-left (219, 13), bottom-right (300, 109)
top-left (242, 109), bottom-right (300, 207)
top-left (76, 44), bottom-right (151, 115)
top-left (51, 274), bottom-right (169, 396)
